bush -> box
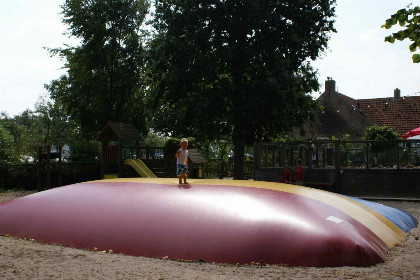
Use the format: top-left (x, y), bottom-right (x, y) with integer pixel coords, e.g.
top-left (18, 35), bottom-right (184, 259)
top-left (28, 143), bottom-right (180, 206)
top-left (163, 137), bottom-right (196, 160)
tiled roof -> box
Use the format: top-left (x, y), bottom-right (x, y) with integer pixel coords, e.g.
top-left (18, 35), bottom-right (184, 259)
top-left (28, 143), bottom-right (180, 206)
top-left (336, 94), bottom-right (420, 135)
top-left (311, 91), bottom-right (375, 139)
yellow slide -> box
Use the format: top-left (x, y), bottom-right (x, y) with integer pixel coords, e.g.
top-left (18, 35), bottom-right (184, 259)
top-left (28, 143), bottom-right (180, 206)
top-left (124, 159), bottom-right (157, 178)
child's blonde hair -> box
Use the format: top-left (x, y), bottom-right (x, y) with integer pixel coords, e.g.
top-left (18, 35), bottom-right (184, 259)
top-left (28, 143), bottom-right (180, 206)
top-left (180, 138), bottom-right (188, 144)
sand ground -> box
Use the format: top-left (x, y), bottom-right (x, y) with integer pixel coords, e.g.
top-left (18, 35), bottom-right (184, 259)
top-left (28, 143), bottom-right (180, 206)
top-left (0, 191), bottom-right (419, 280)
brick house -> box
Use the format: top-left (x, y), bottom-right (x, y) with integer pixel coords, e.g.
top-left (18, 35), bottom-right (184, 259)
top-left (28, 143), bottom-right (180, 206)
top-left (301, 79), bottom-right (420, 139)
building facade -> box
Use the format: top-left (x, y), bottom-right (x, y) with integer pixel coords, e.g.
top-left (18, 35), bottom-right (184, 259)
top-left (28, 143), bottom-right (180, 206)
top-left (301, 79), bottom-right (420, 139)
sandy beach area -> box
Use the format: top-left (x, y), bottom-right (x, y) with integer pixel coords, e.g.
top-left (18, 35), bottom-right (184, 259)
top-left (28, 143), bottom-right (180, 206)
top-left (0, 190), bottom-right (419, 280)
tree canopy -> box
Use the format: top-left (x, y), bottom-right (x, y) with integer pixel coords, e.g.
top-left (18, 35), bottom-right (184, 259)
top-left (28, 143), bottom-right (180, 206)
top-left (382, 5), bottom-right (420, 63)
top-left (0, 95), bottom-right (76, 163)
top-left (148, 0), bottom-right (336, 178)
top-left (363, 124), bottom-right (400, 155)
top-left (363, 124), bottom-right (400, 142)
top-left (0, 122), bottom-right (15, 164)
top-left (48, 0), bottom-right (150, 136)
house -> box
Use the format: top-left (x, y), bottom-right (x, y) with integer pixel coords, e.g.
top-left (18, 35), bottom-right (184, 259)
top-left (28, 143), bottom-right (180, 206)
top-left (302, 79), bottom-right (420, 139)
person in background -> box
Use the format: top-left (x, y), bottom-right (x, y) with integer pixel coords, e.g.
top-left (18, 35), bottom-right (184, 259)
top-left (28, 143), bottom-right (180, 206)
top-left (294, 159), bottom-right (304, 186)
top-left (279, 166), bottom-right (292, 183)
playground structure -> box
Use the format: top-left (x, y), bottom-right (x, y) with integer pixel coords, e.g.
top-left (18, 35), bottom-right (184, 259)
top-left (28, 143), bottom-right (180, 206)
top-left (124, 159), bottom-right (156, 178)
top-left (97, 121), bottom-right (207, 179)
top-left (0, 178), bottom-right (417, 267)
top-left (97, 121), bottom-right (157, 178)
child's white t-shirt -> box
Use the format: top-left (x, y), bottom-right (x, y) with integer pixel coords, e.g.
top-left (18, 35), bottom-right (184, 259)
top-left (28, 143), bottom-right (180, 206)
top-left (177, 149), bottom-right (188, 165)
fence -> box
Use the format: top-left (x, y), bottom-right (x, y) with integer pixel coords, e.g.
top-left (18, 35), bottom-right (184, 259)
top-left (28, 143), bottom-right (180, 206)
top-left (255, 139), bottom-right (420, 170)
top-left (0, 162), bottom-right (101, 190)
top-left (121, 145), bottom-right (254, 179)
top-left (205, 159), bottom-right (253, 179)
top-left (254, 140), bottom-right (420, 197)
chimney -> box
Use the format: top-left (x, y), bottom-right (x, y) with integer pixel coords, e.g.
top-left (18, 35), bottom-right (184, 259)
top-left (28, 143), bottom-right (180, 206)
top-left (325, 78), bottom-right (336, 94)
top-left (394, 88), bottom-right (401, 99)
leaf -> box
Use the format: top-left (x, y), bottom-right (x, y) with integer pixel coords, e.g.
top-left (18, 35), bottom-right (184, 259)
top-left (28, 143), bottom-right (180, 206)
top-left (392, 17), bottom-right (398, 25)
top-left (396, 30), bottom-right (406, 41)
top-left (382, 19), bottom-right (393, 29)
top-left (385, 35), bottom-right (395, 43)
top-left (412, 54), bottom-right (420, 63)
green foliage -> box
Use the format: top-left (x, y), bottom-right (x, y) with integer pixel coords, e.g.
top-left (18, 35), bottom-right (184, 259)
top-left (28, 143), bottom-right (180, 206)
top-left (363, 125), bottom-right (400, 141)
top-left (163, 138), bottom-right (181, 160)
top-left (0, 110), bottom-right (43, 162)
top-left (382, 5), bottom-right (420, 63)
top-left (141, 130), bottom-right (168, 146)
top-left (0, 122), bottom-right (15, 163)
top-left (33, 94), bottom-right (76, 150)
top-left (363, 125), bottom-right (400, 155)
top-left (163, 137), bottom-right (196, 160)
top-left (2, 94), bottom-right (77, 162)
top-left (67, 136), bottom-right (101, 163)
top-left (1, 101), bottom-right (100, 164)
top-left (330, 133), bottom-right (353, 149)
top-left (148, 0), bottom-right (336, 178)
top-left (48, 0), bottom-right (151, 136)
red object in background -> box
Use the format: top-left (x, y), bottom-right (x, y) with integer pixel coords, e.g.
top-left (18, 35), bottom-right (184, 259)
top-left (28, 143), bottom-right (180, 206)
top-left (402, 127), bottom-right (420, 139)
top-left (279, 169), bottom-right (291, 183)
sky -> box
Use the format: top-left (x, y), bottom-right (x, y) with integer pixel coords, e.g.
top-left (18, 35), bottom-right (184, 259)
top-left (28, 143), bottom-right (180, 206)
top-left (0, 0), bottom-right (419, 117)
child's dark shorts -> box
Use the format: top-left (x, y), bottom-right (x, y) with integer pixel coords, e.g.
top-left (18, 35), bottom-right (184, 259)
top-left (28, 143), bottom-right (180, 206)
top-left (177, 164), bottom-right (188, 176)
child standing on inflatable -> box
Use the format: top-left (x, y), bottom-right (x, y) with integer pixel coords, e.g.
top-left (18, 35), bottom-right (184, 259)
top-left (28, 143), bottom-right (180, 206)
top-left (294, 159), bottom-right (304, 186)
top-left (175, 138), bottom-right (189, 184)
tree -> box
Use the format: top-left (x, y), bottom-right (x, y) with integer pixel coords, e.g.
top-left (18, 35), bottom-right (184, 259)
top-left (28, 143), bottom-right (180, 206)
top-left (0, 110), bottom-right (41, 162)
top-left (363, 125), bottom-right (400, 166)
top-left (48, 0), bottom-right (150, 136)
top-left (33, 94), bottom-right (76, 153)
top-left (0, 122), bottom-right (15, 164)
top-left (363, 125), bottom-right (400, 142)
top-left (148, 0), bottom-right (336, 178)
top-left (381, 5), bottom-right (420, 63)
